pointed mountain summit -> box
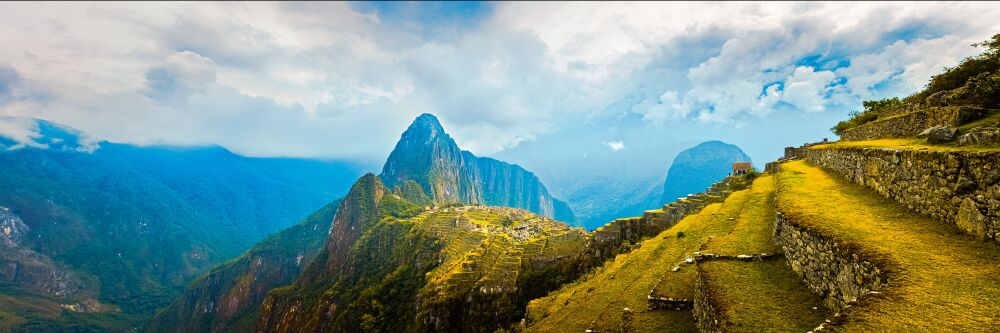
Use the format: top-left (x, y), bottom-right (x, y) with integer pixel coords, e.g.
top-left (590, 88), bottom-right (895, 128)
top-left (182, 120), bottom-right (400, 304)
top-left (381, 113), bottom-right (575, 223)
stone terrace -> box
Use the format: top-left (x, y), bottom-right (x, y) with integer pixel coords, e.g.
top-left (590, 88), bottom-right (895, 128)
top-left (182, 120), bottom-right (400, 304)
top-left (773, 160), bottom-right (1000, 332)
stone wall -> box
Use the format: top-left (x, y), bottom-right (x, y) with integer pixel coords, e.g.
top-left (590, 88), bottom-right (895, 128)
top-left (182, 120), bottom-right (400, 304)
top-left (840, 111), bottom-right (927, 141)
top-left (840, 107), bottom-right (987, 141)
top-left (692, 270), bottom-right (721, 333)
top-left (582, 177), bottom-right (743, 271)
top-left (773, 212), bottom-right (888, 312)
top-left (799, 146), bottom-right (1000, 244)
top-left (876, 101), bottom-right (925, 120)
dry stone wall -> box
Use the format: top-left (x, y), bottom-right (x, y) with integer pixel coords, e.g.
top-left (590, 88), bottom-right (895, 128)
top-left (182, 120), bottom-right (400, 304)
top-left (840, 107), bottom-right (988, 141)
top-left (773, 212), bottom-right (888, 312)
top-left (793, 146), bottom-right (1000, 244)
top-left (583, 177), bottom-right (741, 271)
top-left (839, 111), bottom-right (927, 141)
top-left (692, 271), bottom-right (721, 333)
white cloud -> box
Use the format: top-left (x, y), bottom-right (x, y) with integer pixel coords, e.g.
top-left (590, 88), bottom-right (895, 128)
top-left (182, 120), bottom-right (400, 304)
top-left (0, 117), bottom-right (45, 150)
top-left (0, 2), bottom-right (998, 161)
top-left (145, 51), bottom-right (218, 102)
top-left (606, 141), bottom-right (625, 151)
top-left (779, 66), bottom-right (837, 113)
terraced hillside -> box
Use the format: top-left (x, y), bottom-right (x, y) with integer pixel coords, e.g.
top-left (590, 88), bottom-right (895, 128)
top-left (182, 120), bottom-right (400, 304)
top-left (692, 176), bottom-right (828, 332)
top-left (773, 160), bottom-right (1000, 331)
top-left (524, 175), bottom-right (822, 333)
top-left (255, 173), bottom-right (588, 333)
top-left (413, 207), bottom-right (586, 331)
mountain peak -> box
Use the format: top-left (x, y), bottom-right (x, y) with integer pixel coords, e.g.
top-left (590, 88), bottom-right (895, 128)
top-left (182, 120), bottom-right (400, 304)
top-left (403, 113), bottom-right (446, 141)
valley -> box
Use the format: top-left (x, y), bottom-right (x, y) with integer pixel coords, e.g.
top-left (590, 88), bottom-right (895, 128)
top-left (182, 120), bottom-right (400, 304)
top-left (0, 4), bottom-right (998, 332)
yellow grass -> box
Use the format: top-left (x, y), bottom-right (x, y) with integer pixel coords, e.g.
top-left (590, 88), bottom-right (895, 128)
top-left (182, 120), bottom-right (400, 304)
top-left (776, 160), bottom-right (1000, 332)
top-left (525, 188), bottom-right (755, 333)
top-left (696, 175), bottom-right (828, 331)
top-left (701, 175), bottom-right (780, 255)
top-left (811, 138), bottom-right (1000, 152)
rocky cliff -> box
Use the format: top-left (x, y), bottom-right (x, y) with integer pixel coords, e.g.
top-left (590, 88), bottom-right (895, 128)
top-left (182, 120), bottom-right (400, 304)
top-left (381, 114), bottom-right (575, 223)
top-left (144, 200), bottom-right (340, 333)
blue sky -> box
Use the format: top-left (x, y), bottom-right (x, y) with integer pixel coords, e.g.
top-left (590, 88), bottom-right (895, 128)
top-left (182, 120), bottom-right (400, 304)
top-left (0, 2), bottom-right (998, 188)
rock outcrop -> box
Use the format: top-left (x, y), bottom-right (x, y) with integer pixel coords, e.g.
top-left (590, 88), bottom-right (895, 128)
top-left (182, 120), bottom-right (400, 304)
top-left (0, 207), bottom-right (89, 299)
top-left (381, 114), bottom-right (575, 223)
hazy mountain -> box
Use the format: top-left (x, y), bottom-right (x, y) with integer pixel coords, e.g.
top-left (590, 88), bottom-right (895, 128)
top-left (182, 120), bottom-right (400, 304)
top-left (0, 118), bottom-right (361, 331)
top-left (659, 140), bottom-right (752, 204)
top-left (145, 199), bottom-right (341, 333)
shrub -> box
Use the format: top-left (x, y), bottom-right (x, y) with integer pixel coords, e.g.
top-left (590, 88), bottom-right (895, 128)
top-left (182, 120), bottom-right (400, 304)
top-left (912, 34), bottom-right (1000, 101)
top-left (831, 97), bottom-right (902, 135)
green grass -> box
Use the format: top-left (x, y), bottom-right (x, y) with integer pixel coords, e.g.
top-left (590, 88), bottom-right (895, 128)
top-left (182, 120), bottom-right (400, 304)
top-left (698, 260), bottom-right (828, 332)
top-left (776, 160), bottom-right (1000, 331)
top-left (525, 187), bottom-right (756, 333)
top-left (695, 175), bottom-right (828, 332)
top-left (958, 109), bottom-right (1000, 131)
top-left (811, 138), bottom-right (1000, 152)
top-left (701, 176), bottom-right (779, 256)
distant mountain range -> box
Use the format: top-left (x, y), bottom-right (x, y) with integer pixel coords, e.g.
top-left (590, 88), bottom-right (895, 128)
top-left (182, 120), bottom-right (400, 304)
top-left (1, 114), bottom-right (747, 332)
top-left (145, 113), bottom-right (575, 332)
top-left (0, 117), bottom-right (362, 331)
top-left (567, 140), bottom-right (751, 229)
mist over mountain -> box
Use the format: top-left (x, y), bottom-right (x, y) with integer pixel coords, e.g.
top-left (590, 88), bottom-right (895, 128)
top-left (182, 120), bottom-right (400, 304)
top-left (660, 141), bottom-right (752, 204)
top-left (0, 118), bottom-right (361, 330)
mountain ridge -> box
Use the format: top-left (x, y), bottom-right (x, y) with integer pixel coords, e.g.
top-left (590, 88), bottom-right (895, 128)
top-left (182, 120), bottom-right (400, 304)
top-left (381, 113), bottom-right (576, 224)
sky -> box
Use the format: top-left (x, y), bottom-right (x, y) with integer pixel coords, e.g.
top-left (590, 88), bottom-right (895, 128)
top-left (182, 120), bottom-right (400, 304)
top-left (0, 2), bottom-right (998, 187)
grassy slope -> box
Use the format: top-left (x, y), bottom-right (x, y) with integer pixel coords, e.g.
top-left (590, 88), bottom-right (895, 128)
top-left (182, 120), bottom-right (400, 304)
top-left (777, 160), bottom-right (1000, 331)
top-left (697, 176), bottom-right (829, 332)
top-left (525, 188), bottom-right (755, 333)
top-left (811, 138), bottom-right (1000, 152)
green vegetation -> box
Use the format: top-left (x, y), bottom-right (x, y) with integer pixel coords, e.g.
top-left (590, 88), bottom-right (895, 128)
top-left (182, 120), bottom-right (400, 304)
top-left (525, 187), bottom-right (755, 333)
top-left (810, 138), bottom-right (1000, 152)
top-left (0, 286), bottom-right (136, 332)
top-left (144, 199), bottom-right (343, 333)
top-left (696, 176), bottom-right (828, 332)
top-left (776, 160), bottom-right (1000, 331)
top-left (912, 34), bottom-right (1000, 102)
top-left (257, 173), bottom-right (585, 333)
top-left (697, 260), bottom-right (828, 332)
top-left (958, 109), bottom-right (1000, 131)
top-left (831, 97), bottom-right (902, 135)
top-left (833, 33), bottom-right (1000, 135)
top-left (701, 176), bottom-right (779, 255)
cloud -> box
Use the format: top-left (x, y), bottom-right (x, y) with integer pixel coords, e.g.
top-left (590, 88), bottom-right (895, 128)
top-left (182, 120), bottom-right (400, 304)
top-left (606, 141), bottom-right (625, 151)
top-left (0, 64), bottom-right (26, 105)
top-left (0, 2), bottom-right (998, 163)
top-left (144, 51), bottom-right (217, 102)
top-left (776, 66), bottom-right (838, 113)
top-left (0, 116), bottom-right (45, 150)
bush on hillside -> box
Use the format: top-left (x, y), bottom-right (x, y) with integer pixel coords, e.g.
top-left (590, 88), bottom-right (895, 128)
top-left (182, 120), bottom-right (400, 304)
top-left (833, 34), bottom-right (1000, 135)
top-left (912, 34), bottom-right (1000, 102)
top-left (830, 98), bottom-right (902, 135)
